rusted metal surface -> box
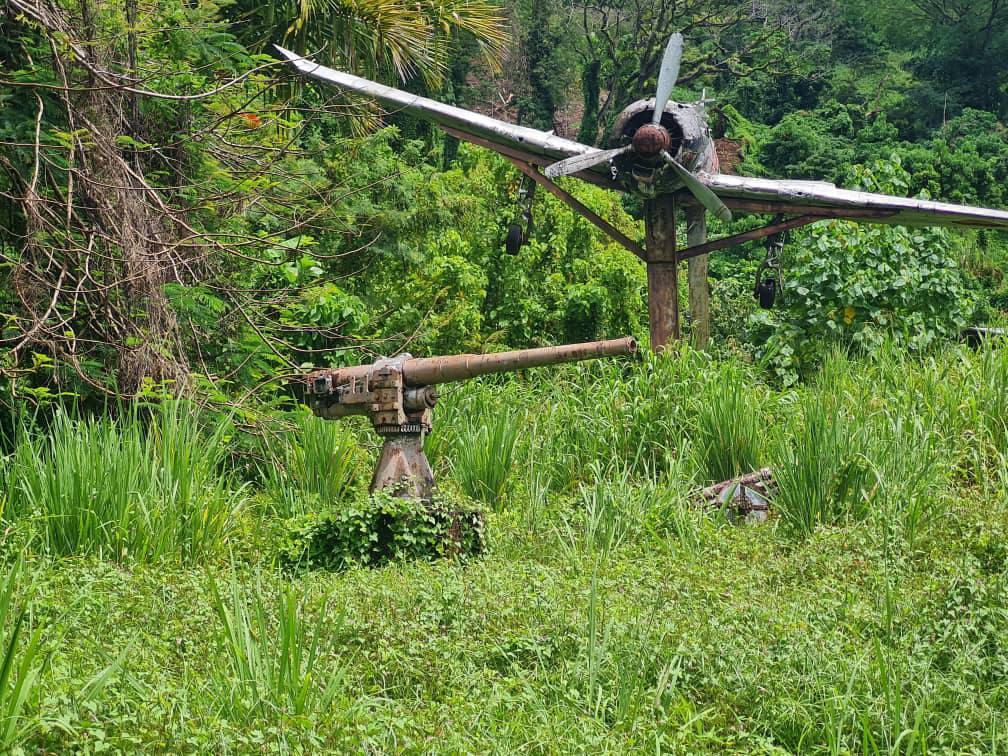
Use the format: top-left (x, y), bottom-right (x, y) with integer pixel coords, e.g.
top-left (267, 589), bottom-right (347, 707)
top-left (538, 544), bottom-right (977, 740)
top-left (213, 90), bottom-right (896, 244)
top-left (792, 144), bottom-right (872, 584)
top-left (371, 434), bottom-right (435, 500)
top-left (403, 336), bottom-right (637, 385)
top-left (504, 158), bottom-right (646, 260)
top-left (306, 337), bottom-right (637, 498)
top-left (609, 99), bottom-right (718, 176)
top-left (714, 138), bottom-right (742, 175)
top-left (697, 468), bottom-right (774, 523)
top-left (309, 337), bottom-right (637, 394)
top-left (632, 123), bottom-right (672, 157)
top-left (677, 214), bottom-right (820, 261)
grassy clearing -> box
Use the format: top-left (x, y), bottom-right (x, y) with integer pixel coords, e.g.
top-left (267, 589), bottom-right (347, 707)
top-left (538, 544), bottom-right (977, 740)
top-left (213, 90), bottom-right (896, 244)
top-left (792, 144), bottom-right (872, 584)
top-left (4, 344), bottom-right (1008, 752)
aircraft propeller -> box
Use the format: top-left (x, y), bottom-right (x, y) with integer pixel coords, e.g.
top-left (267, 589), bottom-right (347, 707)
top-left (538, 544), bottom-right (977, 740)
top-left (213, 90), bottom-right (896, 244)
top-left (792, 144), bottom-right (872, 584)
top-left (544, 33), bottom-right (732, 223)
top-left (651, 32), bottom-right (683, 125)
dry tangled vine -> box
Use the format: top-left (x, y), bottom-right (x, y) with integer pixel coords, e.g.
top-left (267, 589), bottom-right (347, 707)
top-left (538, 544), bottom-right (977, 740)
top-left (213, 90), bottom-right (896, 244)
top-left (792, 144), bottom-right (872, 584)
top-left (0, 0), bottom-right (383, 400)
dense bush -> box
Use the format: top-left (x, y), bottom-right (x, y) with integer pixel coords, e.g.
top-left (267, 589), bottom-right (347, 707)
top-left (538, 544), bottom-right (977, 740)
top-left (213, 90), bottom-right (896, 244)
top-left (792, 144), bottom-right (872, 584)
top-left (752, 158), bottom-right (973, 383)
top-left (279, 492), bottom-right (485, 570)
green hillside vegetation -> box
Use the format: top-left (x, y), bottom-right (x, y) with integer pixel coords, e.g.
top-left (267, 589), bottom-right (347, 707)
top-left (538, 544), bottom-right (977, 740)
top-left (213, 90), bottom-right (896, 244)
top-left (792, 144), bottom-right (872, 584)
top-left (1, 0), bottom-right (1007, 750)
top-left (1, 347), bottom-right (1007, 751)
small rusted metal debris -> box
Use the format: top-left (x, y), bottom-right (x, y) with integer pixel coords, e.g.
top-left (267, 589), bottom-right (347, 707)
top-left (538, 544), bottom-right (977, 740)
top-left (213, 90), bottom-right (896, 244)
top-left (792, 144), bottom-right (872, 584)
top-left (696, 468), bottom-right (774, 523)
top-left (306, 337), bottom-right (638, 500)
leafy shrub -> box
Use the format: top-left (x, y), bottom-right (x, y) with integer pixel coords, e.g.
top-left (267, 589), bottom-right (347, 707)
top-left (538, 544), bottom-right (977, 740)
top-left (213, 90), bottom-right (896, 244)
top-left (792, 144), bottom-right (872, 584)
top-left (279, 491), bottom-right (484, 571)
top-left (760, 101), bottom-right (899, 184)
top-left (379, 251), bottom-right (489, 355)
top-left (754, 157), bottom-right (972, 384)
top-left (925, 570), bottom-right (1008, 686)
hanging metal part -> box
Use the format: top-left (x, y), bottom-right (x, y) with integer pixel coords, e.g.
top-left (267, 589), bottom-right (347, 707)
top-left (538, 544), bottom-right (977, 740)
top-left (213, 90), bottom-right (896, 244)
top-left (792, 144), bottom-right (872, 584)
top-left (506, 174), bottom-right (536, 254)
top-left (504, 157), bottom-right (647, 261)
top-left (754, 218), bottom-right (786, 309)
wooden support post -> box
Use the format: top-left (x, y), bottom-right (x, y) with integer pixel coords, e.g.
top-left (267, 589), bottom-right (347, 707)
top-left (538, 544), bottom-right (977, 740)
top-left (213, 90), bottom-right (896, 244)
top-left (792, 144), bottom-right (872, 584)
top-left (686, 204), bottom-right (709, 350)
top-left (644, 196), bottom-right (678, 350)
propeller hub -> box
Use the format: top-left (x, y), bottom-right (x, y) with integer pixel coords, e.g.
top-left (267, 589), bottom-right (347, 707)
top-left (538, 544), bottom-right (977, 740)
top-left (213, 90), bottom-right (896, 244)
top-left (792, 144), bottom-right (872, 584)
top-left (633, 123), bottom-right (671, 158)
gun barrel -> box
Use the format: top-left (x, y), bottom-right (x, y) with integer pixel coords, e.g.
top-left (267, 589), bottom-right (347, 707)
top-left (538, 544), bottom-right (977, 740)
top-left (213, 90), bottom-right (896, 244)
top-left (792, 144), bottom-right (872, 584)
top-left (402, 336), bottom-right (637, 386)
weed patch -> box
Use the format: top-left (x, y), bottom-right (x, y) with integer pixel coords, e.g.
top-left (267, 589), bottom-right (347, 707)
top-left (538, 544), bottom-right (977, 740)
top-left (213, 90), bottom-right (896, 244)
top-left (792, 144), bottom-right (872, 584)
top-left (280, 491), bottom-right (484, 570)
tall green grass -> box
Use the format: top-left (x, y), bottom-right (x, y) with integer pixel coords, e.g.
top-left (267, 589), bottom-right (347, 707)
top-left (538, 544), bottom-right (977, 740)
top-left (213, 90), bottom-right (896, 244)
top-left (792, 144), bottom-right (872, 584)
top-left (977, 346), bottom-right (1008, 456)
top-left (208, 573), bottom-right (346, 721)
top-left (449, 407), bottom-right (520, 509)
top-left (871, 413), bottom-right (947, 549)
top-left (689, 362), bottom-right (768, 482)
top-left (564, 467), bottom-right (642, 557)
top-left (259, 414), bottom-right (364, 516)
top-left (536, 352), bottom-right (699, 489)
top-left (0, 559), bottom-right (42, 750)
top-left (773, 399), bottom-right (875, 536)
top-left (2, 404), bottom-right (243, 562)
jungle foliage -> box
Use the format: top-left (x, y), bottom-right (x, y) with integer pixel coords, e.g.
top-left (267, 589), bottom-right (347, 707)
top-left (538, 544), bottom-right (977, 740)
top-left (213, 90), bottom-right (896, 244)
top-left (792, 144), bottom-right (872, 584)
top-left (1, 0), bottom-right (1006, 403)
top-left (0, 0), bottom-right (1007, 749)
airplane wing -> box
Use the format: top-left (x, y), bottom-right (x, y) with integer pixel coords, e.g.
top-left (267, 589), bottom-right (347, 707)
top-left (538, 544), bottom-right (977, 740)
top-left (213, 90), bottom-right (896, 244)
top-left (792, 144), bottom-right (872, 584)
top-left (277, 47), bottom-right (1008, 231)
top-left (702, 173), bottom-right (1008, 230)
top-left (274, 46), bottom-right (618, 190)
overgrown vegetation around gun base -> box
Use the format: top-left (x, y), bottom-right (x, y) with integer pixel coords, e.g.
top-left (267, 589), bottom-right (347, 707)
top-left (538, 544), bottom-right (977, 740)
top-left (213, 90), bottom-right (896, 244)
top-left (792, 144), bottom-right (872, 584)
top-left (0, 344), bottom-right (1005, 750)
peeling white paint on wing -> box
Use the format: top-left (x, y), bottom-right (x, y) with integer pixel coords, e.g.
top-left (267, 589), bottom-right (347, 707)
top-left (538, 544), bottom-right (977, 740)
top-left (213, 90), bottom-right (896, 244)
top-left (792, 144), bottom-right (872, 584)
top-left (277, 46), bottom-right (1008, 231)
top-left (274, 46), bottom-right (597, 167)
top-left (702, 173), bottom-right (1008, 229)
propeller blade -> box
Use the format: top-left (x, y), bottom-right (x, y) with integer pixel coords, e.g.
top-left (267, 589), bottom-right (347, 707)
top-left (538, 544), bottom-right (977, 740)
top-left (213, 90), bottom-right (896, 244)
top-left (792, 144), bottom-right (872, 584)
top-left (661, 151), bottom-right (732, 223)
top-left (652, 33), bottom-right (684, 125)
top-left (544, 146), bottom-right (631, 178)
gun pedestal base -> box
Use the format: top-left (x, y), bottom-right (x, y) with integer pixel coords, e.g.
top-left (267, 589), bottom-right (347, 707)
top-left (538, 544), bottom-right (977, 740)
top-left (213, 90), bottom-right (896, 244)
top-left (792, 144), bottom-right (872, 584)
top-left (371, 432), bottom-right (435, 500)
